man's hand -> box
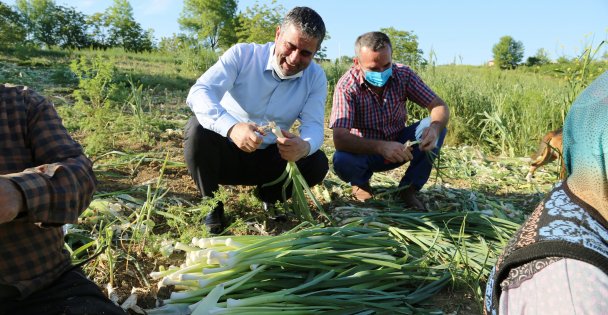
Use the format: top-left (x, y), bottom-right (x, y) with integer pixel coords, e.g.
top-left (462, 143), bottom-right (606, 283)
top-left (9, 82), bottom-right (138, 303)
top-left (380, 141), bottom-right (413, 163)
top-left (0, 178), bottom-right (24, 224)
top-left (228, 122), bottom-right (264, 153)
top-left (419, 123), bottom-right (440, 152)
top-left (276, 130), bottom-right (310, 162)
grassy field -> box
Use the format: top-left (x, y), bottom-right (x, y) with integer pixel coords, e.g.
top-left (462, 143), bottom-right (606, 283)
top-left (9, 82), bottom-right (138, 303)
top-left (1, 46), bottom-right (604, 314)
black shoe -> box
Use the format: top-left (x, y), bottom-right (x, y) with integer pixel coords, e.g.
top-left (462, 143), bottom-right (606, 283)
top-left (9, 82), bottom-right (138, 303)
top-left (205, 208), bottom-right (226, 234)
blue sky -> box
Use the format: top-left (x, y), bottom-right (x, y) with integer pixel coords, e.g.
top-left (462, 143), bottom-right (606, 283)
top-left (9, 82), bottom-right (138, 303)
top-left (5, 0), bottom-right (608, 65)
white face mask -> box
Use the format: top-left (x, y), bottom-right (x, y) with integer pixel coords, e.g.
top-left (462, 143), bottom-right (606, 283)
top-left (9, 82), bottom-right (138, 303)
top-left (271, 53), bottom-right (303, 80)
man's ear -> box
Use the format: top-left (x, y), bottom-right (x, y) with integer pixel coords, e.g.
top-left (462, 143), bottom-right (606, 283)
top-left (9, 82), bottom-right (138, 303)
top-left (274, 26), bottom-right (281, 42)
top-left (353, 57), bottom-right (359, 67)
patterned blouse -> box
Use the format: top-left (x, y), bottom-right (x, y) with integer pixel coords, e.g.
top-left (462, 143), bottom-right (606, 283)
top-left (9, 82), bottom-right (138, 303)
top-left (484, 181), bottom-right (608, 314)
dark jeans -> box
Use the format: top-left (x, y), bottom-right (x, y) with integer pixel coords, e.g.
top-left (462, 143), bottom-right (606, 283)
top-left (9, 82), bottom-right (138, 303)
top-left (333, 121), bottom-right (447, 190)
top-left (0, 268), bottom-right (126, 315)
top-left (184, 117), bottom-right (329, 208)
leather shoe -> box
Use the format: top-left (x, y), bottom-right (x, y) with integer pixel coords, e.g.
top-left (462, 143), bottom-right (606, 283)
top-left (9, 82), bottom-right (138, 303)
top-left (352, 183), bottom-right (373, 202)
top-left (205, 207), bottom-right (226, 234)
top-left (399, 185), bottom-right (427, 211)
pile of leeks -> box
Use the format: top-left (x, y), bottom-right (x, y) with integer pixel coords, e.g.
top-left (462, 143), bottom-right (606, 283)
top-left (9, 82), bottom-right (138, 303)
top-left (148, 209), bottom-right (518, 314)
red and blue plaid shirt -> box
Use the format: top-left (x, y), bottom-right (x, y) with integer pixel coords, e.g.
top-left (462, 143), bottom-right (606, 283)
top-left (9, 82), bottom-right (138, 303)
top-left (329, 64), bottom-right (437, 141)
top-left (0, 84), bottom-right (96, 298)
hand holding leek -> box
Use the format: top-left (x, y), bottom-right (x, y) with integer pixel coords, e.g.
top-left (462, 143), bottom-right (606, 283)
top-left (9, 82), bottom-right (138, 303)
top-left (227, 122), bottom-right (264, 153)
top-left (262, 122), bottom-right (329, 223)
top-left (272, 128), bottom-right (310, 162)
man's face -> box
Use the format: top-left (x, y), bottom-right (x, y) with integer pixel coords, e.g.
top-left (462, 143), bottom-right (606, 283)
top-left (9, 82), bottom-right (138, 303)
top-left (274, 24), bottom-right (319, 76)
top-left (354, 45), bottom-right (392, 74)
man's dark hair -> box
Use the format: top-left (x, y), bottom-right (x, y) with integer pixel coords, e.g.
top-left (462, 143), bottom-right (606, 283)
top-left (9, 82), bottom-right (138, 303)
top-left (281, 6), bottom-right (326, 49)
top-left (355, 32), bottom-right (392, 57)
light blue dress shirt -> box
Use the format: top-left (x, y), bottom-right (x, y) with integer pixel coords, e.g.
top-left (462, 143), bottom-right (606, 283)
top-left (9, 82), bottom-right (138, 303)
top-left (186, 42), bottom-right (328, 155)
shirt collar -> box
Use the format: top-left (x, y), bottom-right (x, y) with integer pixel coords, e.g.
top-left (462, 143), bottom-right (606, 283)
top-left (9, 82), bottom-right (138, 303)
top-left (265, 43), bottom-right (275, 72)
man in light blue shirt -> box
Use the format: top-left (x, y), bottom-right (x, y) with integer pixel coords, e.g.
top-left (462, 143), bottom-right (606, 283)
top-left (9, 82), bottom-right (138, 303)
top-left (184, 7), bottom-right (329, 234)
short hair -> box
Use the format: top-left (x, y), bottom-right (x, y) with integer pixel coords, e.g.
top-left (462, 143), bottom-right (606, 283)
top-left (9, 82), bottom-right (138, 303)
top-left (355, 32), bottom-right (392, 57)
top-left (281, 7), bottom-right (326, 49)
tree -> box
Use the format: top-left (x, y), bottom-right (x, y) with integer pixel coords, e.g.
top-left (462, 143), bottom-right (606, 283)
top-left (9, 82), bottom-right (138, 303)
top-left (380, 27), bottom-right (424, 67)
top-left (526, 48), bottom-right (551, 66)
top-left (236, 0), bottom-right (284, 44)
top-left (336, 55), bottom-right (353, 65)
top-left (0, 3), bottom-right (27, 45)
top-left (492, 36), bottom-right (524, 69)
top-left (158, 33), bottom-right (197, 52)
top-left (15, 0), bottom-right (55, 45)
top-left (314, 32), bottom-right (330, 60)
top-left (104, 0), bottom-right (153, 52)
top-left (179, 0), bottom-right (238, 50)
top-left (86, 12), bottom-right (111, 49)
top-left (14, 0), bottom-right (90, 48)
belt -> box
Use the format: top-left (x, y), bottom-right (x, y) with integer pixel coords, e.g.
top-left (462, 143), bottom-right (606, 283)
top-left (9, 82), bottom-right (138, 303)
top-left (0, 284), bottom-right (20, 299)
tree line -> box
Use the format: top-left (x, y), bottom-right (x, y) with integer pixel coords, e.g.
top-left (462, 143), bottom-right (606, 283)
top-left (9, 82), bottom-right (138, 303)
top-left (0, 0), bottom-right (427, 64)
top-left (0, 0), bottom-right (153, 51)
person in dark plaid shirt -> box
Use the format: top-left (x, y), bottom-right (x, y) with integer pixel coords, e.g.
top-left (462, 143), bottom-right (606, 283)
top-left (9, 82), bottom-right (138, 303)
top-left (0, 84), bottom-right (125, 314)
top-left (329, 32), bottom-right (450, 210)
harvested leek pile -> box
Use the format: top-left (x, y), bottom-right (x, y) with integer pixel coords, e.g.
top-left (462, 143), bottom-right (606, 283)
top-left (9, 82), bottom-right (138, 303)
top-left (148, 209), bottom-right (519, 314)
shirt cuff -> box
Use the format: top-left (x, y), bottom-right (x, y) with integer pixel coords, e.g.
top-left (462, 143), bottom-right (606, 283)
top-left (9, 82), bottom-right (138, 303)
top-left (214, 112), bottom-right (240, 137)
top-left (3, 172), bottom-right (52, 224)
top-left (301, 137), bottom-right (318, 156)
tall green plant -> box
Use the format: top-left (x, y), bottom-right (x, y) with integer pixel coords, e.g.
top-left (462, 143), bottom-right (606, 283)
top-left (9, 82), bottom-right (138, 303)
top-left (557, 40), bottom-right (606, 114)
top-left (70, 53), bottom-right (119, 108)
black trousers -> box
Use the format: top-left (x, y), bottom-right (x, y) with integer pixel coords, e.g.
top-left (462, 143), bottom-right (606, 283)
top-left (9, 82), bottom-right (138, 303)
top-left (184, 117), bottom-right (329, 207)
top-left (0, 268), bottom-right (126, 315)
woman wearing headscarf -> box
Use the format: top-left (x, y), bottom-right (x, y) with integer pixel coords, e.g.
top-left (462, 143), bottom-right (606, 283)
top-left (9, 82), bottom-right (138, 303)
top-left (484, 71), bottom-right (608, 314)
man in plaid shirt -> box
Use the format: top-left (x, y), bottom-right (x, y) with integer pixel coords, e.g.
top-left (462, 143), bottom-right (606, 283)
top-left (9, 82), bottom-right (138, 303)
top-left (330, 32), bottom-right (450, 210)
top-left (0, 85), bottom-right (125, 314)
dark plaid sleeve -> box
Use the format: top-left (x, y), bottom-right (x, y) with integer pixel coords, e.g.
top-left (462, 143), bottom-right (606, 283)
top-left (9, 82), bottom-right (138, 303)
top-left (3, 88), bottom-right (96, 225)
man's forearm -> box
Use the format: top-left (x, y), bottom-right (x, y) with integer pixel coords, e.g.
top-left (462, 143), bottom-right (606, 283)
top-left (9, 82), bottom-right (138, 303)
top-left (429, 97), bottom-right (450, 132)
top-left (333, 131), bottom-right (386, 155)
top-left (4, 155), bottom-right (96, 226)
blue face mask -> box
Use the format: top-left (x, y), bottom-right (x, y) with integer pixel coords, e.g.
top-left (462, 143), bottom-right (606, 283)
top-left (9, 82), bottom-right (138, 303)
top-left (364, 67), bottom-right (392, 87)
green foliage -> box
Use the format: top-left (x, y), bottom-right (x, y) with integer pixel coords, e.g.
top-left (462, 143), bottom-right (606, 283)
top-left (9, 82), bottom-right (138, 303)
top-left (51, 5), bottom-right (90, 49)
top-left (158, 33), bottom-right (196, 53)
top-left (381, 27), bottom-right (424, 67)
top-left (70, 54), bottom-right (120, 108)
top-left (413, 65), bottom-right (572, 155)
top-left (179, 0), bottom-right (238, 50)
top-left (102, 0), bottom-right (154, 52)
top-left (336, 55), bottom-right (354, 65)
top-left (315, 33), bottom-right (331, 60)
top-left (14, 0), bottom-right (89, 48)
top-left (13, 0), bottom-right (152, 51)
top-left (525, 48), bottom-right (551, 67)
top-left (0, 2), bottom-right (27, 45)
top-left (16, 0), bottom-right (54, 44)
top-left (554, 41), bottom-right (606, 111)
top-left (321, 61), bottom-right (349, 109)
top-left (492, 36), bottom-right (524, 69)
top-left (236, 0), bottom-right (284, 44)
